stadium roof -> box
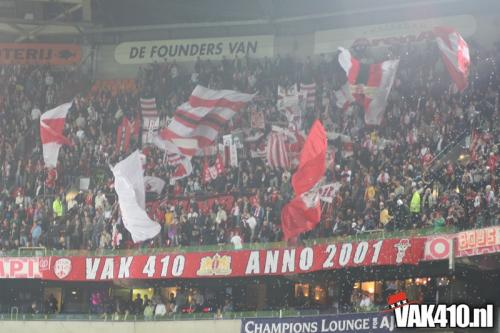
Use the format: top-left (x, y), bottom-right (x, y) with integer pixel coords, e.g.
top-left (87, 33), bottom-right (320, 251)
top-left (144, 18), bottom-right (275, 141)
top-left (0, 0), bottom-right (496, 42)
top-left (94, 0), bottom-right (425, 27)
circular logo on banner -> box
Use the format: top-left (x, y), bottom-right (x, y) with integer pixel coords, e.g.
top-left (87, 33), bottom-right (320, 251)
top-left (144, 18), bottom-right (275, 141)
top-left (53, 258), bottom-right (72, 279)
top-left (428, 237), bottom-right (451, 260)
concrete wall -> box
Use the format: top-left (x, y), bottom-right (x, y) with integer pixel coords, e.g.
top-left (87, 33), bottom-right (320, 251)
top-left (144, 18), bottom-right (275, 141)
top-left (0, 319), bottom-right (241, 333)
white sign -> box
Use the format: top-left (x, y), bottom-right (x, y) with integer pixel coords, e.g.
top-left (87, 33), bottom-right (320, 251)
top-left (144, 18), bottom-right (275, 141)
top-left (230, 143), bottom-right (238, 168)
top-left (142, 117), bottom-right (159, 144)
top-left (319, 182), bottom-right (342, 203)
top-left (115, 35), bottom-right (274, 64)
top-left (314, 15), bottom-right (476, 54)
top-left (223, 134), bottom-right (233, 147)
top-left (79, 177), bottom-right (90, 190)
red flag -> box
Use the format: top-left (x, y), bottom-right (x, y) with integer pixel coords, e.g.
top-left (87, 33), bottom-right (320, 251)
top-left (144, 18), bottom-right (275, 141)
top-left (291, 120), bottom-right (327, 196)
top-left (434, 27), bottom-right (470, 92)
top-left (282, 120), bottom-right (327, 240)
top-left (281, 186), bottom-right (322, 240)
top-left (116, 117), bottom-right (132, 153)
top-left (202, 158), bottom-right (211, 184)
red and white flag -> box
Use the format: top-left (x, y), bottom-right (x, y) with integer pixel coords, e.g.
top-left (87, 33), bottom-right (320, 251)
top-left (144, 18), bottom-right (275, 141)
top-left (144, 176), bottom-right (166, 194)
top-left (171, 156), bottom-right (193, 182)
top-left (277, 88), bottom-right (305, 130)
top-left (281, 187), bottom-right (322, 240)
top-left (300, 82), bottom-right (316, 109)
top-left (203, 154), bottom-right (225, 183)
top-left (282, 120), bottom-right (327, 240)
top-left (160, 85), bottom-right (254, 157)
top-left (40, 102), bottom-right (73, 168)
top-left (152, 137), bottom-right (193, 182)
top-left (434, 27), bottom-right (470, 92)
top-left (338, 47), bottom-right (399, 125)
top-left (140, 97), bottom-right (160, 144)
top-left (319, 182), bottom-right (342, 203)
top-left (116, 115), bottom-right (140, 153)
top-left (266, 132), bottom-right (290, 169)
top-left (334, 83), bottom-right (354, 111)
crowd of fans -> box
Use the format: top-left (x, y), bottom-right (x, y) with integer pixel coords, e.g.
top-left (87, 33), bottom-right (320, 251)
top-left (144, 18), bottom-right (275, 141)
top-left (0, 39), bottom-right (498, 253)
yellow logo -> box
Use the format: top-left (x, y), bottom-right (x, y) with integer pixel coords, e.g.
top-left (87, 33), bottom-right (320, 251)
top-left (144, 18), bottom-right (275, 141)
top-left (197, 253), bottom-right (232, 276)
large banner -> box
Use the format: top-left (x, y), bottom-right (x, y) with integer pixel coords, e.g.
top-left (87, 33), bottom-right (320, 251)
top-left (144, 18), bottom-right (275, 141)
top-left (41, 237), bottom-right (424, 281)
top-left (0, 43), bottom-right (81, 65)
top-left (241, 312), bottom-right (398, 333)
top-left (114, 35), bottom-right (274, 64)
top-left (456, 226), bottom-right (500, 257)
top-left (424, 226), bottom-right (500, 261)
top-left (314, 15), bottom-right (476, 54)
top-left (0, 257), bottom-right (42, 278)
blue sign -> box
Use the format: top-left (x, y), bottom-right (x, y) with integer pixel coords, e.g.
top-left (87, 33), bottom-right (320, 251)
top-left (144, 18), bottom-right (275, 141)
top-left (241, 312), bottom-right (397, 333)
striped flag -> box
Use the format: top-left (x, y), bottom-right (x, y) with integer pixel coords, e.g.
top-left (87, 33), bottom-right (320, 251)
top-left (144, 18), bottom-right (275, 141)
top-left (300, 83), bottom-right (316, 109)
top-left (434, 27), bottom-right (470, 92)
top-left (116, 115), bottom-right (140, 154)
top-left (160, 85), bottom-right (254, 157)
top-left (267, 132), bottom-right (290, 169)
top-left (338, 47), bottom-right (399, 125)
top-left (140, 97), bottom-right (160, 144)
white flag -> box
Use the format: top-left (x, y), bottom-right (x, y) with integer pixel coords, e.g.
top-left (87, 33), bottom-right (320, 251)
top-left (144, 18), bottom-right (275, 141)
top-left (112, 151), bottom-right (161, 243)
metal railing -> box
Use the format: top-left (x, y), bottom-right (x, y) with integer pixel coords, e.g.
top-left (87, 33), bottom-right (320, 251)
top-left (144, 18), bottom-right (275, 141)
top-left (0, 308), bottom-right (385, 322)
top-left (0, 226), bottom-right (455, 258)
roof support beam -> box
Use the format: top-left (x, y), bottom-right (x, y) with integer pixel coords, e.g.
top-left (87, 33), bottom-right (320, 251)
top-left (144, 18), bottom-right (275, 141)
top-left (20, 0), bottom-right (83, 4)
top-left (15, 3), bottom-right (83, 42)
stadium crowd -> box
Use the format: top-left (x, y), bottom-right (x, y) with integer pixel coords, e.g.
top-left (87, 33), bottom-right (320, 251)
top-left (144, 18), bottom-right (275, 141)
top-left (0, 40), bottom-right (498, 253)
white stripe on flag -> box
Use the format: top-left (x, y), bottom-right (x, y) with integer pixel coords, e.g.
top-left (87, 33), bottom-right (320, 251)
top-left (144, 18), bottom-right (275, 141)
top-left (162, 85), bottom-right (254, 157)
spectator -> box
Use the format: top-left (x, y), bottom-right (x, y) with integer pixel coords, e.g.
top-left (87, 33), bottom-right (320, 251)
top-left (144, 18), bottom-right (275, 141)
top-left (143, 300), bottom-right (154, 320)
top-left (154, 298), bottom-right (167, 319)
top-left (133, 293), bottom-right (143, 315)
top-left (230, 231), bottom-right (243, 250)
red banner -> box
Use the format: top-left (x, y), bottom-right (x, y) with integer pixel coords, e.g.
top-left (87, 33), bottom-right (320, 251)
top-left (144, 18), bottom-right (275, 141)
top-left (456, 226), bottom-right (500, 257)
top-left (0, 43), bottom-right (81, 65)
top-left (423, 226), bottom-right (500, 261)
top-left (40, 237), bottom-right (425, 281)
top-left (0, 257), bottom-right (42, 278)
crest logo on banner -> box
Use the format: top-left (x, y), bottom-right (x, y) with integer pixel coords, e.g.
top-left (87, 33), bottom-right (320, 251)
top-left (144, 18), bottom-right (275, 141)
top-left (53, 258), bottom-right (72, 279)
top-left (394, 239), bottom-right (411, 264)
top-left (197, 253), bottom-right (232, 276)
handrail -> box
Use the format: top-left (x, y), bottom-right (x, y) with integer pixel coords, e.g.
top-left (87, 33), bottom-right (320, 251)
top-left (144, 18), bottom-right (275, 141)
top-left (10, 307), bottom-right (18, 321)
top-left (0, 309), bottom-right (392, 322)
top-left (0, 226), bottom-right (455, 258)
